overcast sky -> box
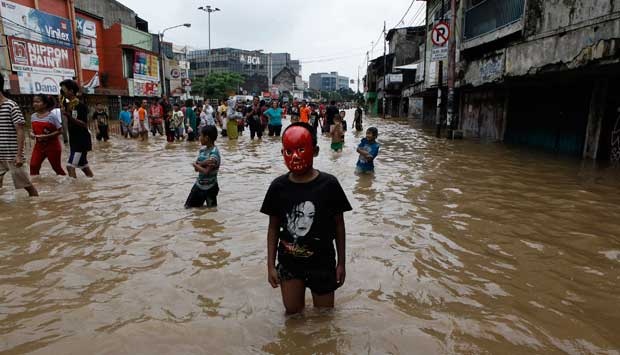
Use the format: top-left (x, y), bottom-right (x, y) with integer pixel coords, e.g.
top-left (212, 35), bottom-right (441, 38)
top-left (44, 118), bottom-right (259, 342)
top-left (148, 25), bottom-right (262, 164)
top-left (117, 0), bottom-right (426, 87)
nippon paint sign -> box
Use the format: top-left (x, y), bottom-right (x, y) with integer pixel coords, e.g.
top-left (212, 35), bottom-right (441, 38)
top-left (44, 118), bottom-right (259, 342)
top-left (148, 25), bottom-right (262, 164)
top-left (17, 72), bottom-right (72, 95)
top-left (0, 0), bottom-right (73, 48)
top-left (8, 37), bottom-right (75, 76)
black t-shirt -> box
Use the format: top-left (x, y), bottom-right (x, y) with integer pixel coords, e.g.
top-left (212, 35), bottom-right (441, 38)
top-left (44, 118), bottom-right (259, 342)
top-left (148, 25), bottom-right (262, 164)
top-left (68, 102), bottom-right (92, 152)
top-left (289, 105), bottom-right (300, 117)
top-left (326, 105), bottom-right (339, 126)
top-left (245, 105), bottom-right (261, 126)
top-left (309, 111), bottom-right (320, 130)
top-left (261, 171), bottom-right (352, 269)
top-left (93, 111), bottom-right (108, 126)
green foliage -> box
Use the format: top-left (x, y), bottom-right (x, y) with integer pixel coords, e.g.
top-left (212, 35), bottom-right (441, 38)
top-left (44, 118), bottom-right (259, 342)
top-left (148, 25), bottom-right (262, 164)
top-left (192, 72), bottom-right (244, 99)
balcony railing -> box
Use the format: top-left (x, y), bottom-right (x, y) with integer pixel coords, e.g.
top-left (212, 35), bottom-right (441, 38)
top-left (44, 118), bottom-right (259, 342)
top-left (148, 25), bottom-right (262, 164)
top-left (463, 0), bottom-right (525, 40)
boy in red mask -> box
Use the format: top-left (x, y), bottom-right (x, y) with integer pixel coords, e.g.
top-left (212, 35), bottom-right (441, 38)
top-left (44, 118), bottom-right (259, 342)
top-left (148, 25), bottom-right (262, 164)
top-left (261, 122), bottom-right (352, 314)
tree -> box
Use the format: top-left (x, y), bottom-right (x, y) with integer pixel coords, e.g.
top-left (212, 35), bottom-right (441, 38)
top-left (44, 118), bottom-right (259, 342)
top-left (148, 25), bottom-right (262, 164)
top-left (192, 72), bottom-right (245, 99)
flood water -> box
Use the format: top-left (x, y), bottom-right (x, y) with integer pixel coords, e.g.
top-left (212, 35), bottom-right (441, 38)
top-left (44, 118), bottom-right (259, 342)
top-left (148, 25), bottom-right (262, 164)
top-left (2, 111), bottom-right (620, 354)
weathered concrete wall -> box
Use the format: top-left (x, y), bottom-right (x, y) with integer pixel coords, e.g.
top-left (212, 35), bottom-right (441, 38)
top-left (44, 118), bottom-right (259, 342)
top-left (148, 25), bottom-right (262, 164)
top-left (74, 0), bottom-right (136, 29)
top-left (506, 17), bottom-right (620, 77)
top-left (524, 0), bottom-right (620, 36)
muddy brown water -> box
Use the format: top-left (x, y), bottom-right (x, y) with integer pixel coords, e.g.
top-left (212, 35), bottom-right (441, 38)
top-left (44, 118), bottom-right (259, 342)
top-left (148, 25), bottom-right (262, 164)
top-left (1, 113), bottom-right (619, 354)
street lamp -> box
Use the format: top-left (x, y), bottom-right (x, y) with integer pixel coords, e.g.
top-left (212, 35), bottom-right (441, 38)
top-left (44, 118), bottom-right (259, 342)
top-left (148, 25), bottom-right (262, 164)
top-left (159, 23), bottom-right (191, 96)
top-left (198, 5), bottom-right (221, 75)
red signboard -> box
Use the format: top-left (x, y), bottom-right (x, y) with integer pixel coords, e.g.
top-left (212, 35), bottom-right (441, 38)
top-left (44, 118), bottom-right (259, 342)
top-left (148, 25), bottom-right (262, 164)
top-left (8, 36), bottom-right (75, 76)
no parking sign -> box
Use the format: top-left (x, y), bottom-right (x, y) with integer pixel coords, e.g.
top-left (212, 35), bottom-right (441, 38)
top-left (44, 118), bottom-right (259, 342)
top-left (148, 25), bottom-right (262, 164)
top-left (431, 21), bottom-right (450, 61)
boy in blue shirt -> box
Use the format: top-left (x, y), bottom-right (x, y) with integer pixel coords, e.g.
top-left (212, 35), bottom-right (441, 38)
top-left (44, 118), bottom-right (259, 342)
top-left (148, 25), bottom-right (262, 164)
top-left (185, 125), bottom-right (221, 208)
top-left (356, 127), bottom-right (380, 173)
top-left (119, 104), bottom-right (132, 138)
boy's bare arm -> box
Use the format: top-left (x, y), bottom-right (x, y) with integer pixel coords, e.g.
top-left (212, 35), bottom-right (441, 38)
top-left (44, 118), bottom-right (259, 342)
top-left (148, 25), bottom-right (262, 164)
top-left (334, 213), bottom-right (346, 285)
top-left (267, 215), bottom-right (281, 288)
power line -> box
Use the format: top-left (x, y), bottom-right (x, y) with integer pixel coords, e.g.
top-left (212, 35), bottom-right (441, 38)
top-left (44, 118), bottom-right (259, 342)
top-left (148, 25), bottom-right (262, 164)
top-left (407, 3), bottom-right (426, 27)
top-left (396, 0), bottom-right (416, 26)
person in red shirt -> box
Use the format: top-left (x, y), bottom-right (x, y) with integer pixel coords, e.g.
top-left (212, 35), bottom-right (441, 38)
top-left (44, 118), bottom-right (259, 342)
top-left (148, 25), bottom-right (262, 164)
top-left (149, 98), bottom-right (164, 136)
top-left (29, 94), bottom-right (65, 176)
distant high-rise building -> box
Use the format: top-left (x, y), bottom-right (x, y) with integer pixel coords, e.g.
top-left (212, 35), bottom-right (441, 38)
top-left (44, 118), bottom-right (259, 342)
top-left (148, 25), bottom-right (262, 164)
top-left (271, 53), bottom-right (302, 79)
top-left (309, 72), bottom-right (349, 91)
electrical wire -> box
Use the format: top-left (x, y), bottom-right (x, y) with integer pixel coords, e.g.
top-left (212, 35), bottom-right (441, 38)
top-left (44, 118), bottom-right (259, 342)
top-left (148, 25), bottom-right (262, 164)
top-left (407, 3), bottom-right (426, 27)
top-left (396, 0), bottom-right (416, 26)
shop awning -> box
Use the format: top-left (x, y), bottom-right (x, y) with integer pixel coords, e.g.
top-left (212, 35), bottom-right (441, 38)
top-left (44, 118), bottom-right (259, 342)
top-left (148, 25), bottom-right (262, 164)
top-left (394, 63), bottom-right (419, 70)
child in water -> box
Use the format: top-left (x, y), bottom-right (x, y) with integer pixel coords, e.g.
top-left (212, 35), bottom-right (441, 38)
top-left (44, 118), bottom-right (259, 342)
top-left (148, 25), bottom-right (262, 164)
top-left (261, 122), bottom-right (352, 314)
top-left (330, 115), bottom-right (344, 152)
top-left (185, 125), bottom-right (220, 208)
top-left (356, 127), bottom-right (380, 173)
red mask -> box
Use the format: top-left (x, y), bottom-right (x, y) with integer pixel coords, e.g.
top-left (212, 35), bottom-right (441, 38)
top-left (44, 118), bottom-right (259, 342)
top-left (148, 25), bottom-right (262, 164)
top-left (282, 126), bottom-right (314, 174)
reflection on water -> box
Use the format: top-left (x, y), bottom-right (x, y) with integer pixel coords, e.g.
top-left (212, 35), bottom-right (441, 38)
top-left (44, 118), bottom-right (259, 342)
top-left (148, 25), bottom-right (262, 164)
top-left (1, 113), bottom-right (620, 354)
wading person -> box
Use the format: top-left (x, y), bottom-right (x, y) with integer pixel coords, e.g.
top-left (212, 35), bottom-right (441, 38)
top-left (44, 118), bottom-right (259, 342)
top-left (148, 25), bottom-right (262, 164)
top-left (29, 94), bottom-right (66, 176)
top-left (0, 74), bottom-right (38, 196)
top-left (149, 98), bottom-right (164, 136)
top-left (93, 103), bottom-right (109, 142)
top-left (172, 103), bottom-right (185, 141)
top-left (185, 99), bottom-right (197, 142)
top-left (261, 122), bottom-right (352, 314)
top-left (264, 100), bottom-right (283, 137)
top-left (299, 100), bottom-right (311, 124)
top-left (161, 95), bottom-right (174, 142)
top-left (245, 96), bottom-right (263, 140)
top-left (60, 79), bottom-right (93, 179)
top-left (138, 100), bottom-right (149, 141)
top-left (354, 105), bottom-right (363, 131)
top-left (185, 125), bottom-right (220, 208)
top-left (119, 104), bottom-right (132, 138)
top-left (325, 100), bottom-right (339, 134)
top-left (356, 127), bottom-right (380, 173)
top-left (330, 114), bottom-right (344, 152)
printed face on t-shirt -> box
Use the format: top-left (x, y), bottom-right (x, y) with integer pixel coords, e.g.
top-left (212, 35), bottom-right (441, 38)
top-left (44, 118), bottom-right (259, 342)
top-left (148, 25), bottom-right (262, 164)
top-left (286, 201), bottom-right (315, 240)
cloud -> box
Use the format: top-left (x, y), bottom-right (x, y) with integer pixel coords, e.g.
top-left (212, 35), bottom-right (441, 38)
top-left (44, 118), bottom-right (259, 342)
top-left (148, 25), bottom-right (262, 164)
top-left (117, 0), bottom-right (424, 87)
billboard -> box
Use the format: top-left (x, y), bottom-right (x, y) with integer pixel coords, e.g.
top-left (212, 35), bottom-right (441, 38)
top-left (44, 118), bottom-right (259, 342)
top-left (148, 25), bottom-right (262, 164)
top-left (17, 72), bottom-right (72, 95)
top-left (133, 51), bottom-right (159, 82)
top-left (76, 17), bottom-right (99, 71)
top-left (130, 79), bottom-right (159, 97)
top-left (8, 37), bottom-right (75, 76)
top-left (0, 0), bottom-right (73, 48)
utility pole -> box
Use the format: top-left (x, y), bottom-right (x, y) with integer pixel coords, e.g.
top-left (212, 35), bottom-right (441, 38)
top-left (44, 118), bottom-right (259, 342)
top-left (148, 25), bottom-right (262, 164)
top-left (383, 20), bottom-right (387, 119)
top-left (435, 0), bottom-right (445, 138)
top-left (446, 0), bottom-right (457, 138)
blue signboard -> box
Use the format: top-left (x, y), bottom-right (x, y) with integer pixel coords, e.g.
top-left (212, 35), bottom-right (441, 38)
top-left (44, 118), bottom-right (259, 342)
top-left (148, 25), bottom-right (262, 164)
top-left (0, 0), bottom-right (73, 48)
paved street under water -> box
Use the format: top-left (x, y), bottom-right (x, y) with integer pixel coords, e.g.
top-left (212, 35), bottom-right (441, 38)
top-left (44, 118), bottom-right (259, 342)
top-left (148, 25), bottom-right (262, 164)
top-left (1, 112), bottom-right (620, 354)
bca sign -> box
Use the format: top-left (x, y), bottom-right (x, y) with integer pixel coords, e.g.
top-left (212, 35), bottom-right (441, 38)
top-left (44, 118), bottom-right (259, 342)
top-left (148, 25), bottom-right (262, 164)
top-left (240, 54), bottom-right (260, 65)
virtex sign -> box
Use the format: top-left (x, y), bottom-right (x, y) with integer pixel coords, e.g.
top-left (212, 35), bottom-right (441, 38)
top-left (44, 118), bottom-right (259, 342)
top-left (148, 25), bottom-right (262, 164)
top-left (0, 0), bottom-right (73, 48)
top-left (8, 37), bottom-right (75, 76)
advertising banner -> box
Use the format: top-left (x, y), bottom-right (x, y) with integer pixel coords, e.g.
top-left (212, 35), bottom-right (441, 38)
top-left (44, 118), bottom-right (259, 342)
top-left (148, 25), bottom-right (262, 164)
top-left (76, 17), bottom-right (99, 71)
top-left (131, 79), bottom-right (159, 97)
top-left (0, 0), bottom-right (73, 48)
top-left (8, 37), bottom-right (75, 76)
top-left (133, 51), bottom-right (159, 82)
top-left (17, 72), bottom-right (72, 95)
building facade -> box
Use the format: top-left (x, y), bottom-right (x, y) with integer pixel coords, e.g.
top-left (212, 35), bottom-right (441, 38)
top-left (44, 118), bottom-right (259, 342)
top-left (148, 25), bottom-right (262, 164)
top-left (188, 48), bottom-right (269, 95)
top-left (271, 52), bottom-right (301, 79)
top-left (309, 72), bottom-right (350, 91)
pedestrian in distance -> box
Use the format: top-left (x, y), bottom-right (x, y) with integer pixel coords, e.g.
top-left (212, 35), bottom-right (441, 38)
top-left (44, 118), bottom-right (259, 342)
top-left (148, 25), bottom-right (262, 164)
top-left (356, 127), bottom-right (380, 174)
top-left (353, 105), bottom-right (363, 132)
top-left (138, 99), bottom-right (149, 141)
top-left (185, 99), bottom-right (197, 142)
top-left (264, 100), bottom-right (283, 137)
top-left (131, 102), bottom-right (140, 138)
top-left (29, 94), bottom-right (66, 176)
top-left (309, 103), bottom-right (320, 132)
top-left (299, 100), bottom-right (311, 124)
top-left (0, 73), bottom-right (38, 196)
top-left (330, 114), bottom-right (345, 152)
top-left (171, 103), bottom-right (184, 141)
top-left (60, 79), bottom-right (93, 179)
top-left (160, 95), bottom-right (174, 142)
top-left (324, 100), bottom-right (339, 134)
top-left (227, 104), bottom-right (243, 140)
top-left (185, 125), bottom-right (220, 208)
top-left (149, 98), bottom-right (164, 137)
top-left (93, 103), bottom-right (109, 142)
top-left (245, 96), bottom-right (263, 140)
top-left (339, 110), bottom-right (348, 132)
top-left (261, 122), bottom-right (352, 314)
top-left (119, 104), bottom-right (132, 138)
